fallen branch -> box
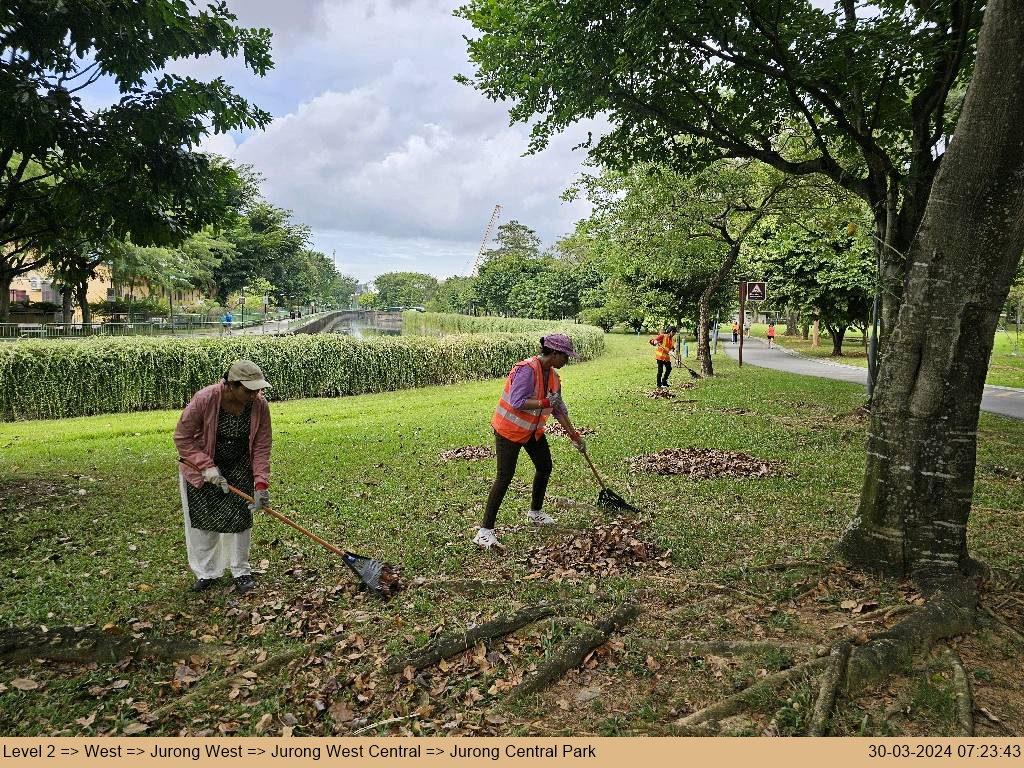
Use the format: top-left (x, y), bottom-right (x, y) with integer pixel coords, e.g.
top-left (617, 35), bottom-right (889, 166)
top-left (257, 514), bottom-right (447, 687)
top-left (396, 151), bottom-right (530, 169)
top-left (350, 714), bottom-right (416, 735)
top-left (675, 657), bottom-right (829, 729)
top-left (807, 639), bottom-right (852, 736)
top-left (0, 626), bottom-right (232, 665)
top-left (510, 602), bottom-right (641, 699)
top-left (942, 645), bottom-right (974, 736)
top-left (387, 605), bottom-right (555, 675)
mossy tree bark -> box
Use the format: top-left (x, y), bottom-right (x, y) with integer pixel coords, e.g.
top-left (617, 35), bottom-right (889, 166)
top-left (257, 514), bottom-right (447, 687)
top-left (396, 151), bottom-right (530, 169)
top-left (840, 0), bottom-right (1024, 582)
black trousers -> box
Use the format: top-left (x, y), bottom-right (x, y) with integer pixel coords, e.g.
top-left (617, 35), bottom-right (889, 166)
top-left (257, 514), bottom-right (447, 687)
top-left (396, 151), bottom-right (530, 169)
top-left (483, 431), bottom-right (552, 529)
top-left (657, 359), bottom-right (672, 387)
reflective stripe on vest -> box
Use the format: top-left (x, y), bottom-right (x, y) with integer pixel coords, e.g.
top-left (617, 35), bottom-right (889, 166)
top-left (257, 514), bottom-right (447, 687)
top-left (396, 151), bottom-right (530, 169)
top-left (491, 357), bottom-right (559, 443)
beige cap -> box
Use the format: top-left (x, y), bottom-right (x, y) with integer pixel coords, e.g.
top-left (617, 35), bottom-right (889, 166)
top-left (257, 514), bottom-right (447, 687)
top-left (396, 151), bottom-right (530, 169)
top-left (226, 360), bottom-right (272, 390)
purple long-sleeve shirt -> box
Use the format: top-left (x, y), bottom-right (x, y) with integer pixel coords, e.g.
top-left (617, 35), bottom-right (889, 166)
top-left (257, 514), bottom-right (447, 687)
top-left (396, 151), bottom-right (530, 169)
top-left (508, 364), bottom-right (568, 418)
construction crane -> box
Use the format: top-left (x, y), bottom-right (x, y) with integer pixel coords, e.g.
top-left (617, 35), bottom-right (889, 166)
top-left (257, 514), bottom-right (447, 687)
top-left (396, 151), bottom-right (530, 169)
top-left (469, 204), bottom-right (502, 275)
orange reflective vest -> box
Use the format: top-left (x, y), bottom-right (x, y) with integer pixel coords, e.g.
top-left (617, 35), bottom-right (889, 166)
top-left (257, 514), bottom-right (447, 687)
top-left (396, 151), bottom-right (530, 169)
top-left (492, 357), bottom-right (560, 443)
top-left (650, 333), bottom-right (674, 362)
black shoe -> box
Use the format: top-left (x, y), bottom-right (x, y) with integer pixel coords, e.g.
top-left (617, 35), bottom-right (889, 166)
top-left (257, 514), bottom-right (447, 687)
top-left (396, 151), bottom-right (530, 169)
top-left (233, 575), bottom-right (256, 595)
top-left (190, 577), bottom-right (218, 592)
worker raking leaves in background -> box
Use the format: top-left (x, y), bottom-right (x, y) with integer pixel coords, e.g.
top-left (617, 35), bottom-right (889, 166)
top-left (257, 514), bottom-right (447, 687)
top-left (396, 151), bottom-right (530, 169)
top-left (649, 325), bottom-right (676, 389)
top-left (475, 334), bottom-right (586, 550)
top-left (174, 360), bottom-right (273, 594)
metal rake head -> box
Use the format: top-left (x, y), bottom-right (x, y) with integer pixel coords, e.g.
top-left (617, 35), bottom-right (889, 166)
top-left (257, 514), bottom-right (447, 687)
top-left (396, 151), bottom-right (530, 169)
top-left (598, 488), bottom-right (641, 513)
top-left (342, 552), bottom-right (403, 599)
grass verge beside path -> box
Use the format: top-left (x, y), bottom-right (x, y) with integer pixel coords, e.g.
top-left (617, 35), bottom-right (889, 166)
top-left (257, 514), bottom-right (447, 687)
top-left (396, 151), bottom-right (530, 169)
top-left (1, 335), bottom-right (1022, 737)
top-left (737, 323), bottom-right (1024, 388)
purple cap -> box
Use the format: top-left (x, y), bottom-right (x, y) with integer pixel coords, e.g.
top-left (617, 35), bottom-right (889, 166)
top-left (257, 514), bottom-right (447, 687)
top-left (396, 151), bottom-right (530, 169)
top-left (542, 333), bottom-right (581, 360)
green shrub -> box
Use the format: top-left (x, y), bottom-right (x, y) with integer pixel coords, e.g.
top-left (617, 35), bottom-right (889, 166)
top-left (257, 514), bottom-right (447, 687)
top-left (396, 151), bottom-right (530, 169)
top-left (0, 315), bottom-right (604, 420)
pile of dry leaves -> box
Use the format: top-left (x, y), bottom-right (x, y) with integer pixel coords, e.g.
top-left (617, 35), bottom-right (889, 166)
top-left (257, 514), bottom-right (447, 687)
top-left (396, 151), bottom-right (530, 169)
top-left (438, 446), bottom-right (494, 462)
top-left (524, 520), bottom-right (671, 578)
top-left (645, 388), bottom-right (678, 399)
top-left (629, 448), bottom-right (773, 479)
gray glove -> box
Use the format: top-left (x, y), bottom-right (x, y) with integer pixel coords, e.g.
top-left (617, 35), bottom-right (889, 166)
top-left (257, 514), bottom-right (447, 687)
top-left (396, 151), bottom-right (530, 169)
top-left (249, 488), bottom-right (270, 513)
top-left (201, 466), bottom-right (230, 494)
top-left (547, 391), bottom-right (564, 410)
top-left (571, 434), bottom-right (587, 453)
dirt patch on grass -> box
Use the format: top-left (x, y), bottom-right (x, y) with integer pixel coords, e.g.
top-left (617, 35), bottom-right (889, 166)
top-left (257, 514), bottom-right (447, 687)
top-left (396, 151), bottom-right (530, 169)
top-left (628, 448), bottom-right (773, 479)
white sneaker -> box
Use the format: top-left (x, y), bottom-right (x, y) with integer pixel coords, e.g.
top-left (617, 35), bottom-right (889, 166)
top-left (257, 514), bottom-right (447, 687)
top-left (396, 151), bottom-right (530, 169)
top-left (527, 510), bottom-right (556, 525)
top-left (473, 528), bottom-right (501, 549)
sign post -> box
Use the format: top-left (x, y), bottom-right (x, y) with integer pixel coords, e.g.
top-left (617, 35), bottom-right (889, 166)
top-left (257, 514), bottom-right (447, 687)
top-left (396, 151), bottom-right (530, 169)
top-left (739, 282), bottom-right (767, 368)
top-left (738, 282), bottom-right (746, 367)
top-left (238, 294), bottom-right (246, 328)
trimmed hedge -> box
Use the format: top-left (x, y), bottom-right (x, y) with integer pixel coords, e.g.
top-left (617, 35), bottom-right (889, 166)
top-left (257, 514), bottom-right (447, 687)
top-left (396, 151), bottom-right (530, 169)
top-left (0, 317), bottom-right (604, 421)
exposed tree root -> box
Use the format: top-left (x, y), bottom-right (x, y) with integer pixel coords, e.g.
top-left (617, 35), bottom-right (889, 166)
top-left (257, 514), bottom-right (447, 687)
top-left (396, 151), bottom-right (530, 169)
top-left (386, 605), bottom-right (555, 675)
top-left (640, 639), bottom-right (821, 658)
top-left (980, 565), bottom-right (1024, 591)
top-left (510, 602), bottom-right (640, 700)
top-left (740, 559), bottom-right (825, 573)
top-left (980, 604), bottom-right (1024, 646)
top-left (843, 582), bottom-right (977, 694)
top-left (147, 631), bottom-right (345, 724)
top-left (848, 604), bottom-right (916, 625)
top-left (942, 645), bottom-right (974, 736)
top-left (0, 626), bottom-right (232, 665)
top-left (675, 657), bottom-right (829, 730)
top-left (807, 640), bottom-right (852, 736)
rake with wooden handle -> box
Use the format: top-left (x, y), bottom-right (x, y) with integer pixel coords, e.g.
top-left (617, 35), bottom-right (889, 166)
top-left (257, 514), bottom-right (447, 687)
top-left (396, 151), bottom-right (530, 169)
top-left (178, 458), bottom-right (402, 598)
top-left (579, 445), bottom-right (641, 513)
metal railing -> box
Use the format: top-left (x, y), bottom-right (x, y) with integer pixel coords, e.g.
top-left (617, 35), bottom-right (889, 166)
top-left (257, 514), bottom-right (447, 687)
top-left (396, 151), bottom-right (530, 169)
top-left (0, 310), bottom-right (336, 341)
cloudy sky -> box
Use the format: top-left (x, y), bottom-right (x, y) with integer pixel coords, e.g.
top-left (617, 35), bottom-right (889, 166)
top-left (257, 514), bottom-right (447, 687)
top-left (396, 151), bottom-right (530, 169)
top-left (181, 0), bottom-right (601, 283)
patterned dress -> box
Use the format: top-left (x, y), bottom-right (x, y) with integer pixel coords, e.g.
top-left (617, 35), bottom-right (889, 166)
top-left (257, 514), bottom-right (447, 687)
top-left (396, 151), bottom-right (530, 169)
top-left (185, 405), bottom-right (254, 533)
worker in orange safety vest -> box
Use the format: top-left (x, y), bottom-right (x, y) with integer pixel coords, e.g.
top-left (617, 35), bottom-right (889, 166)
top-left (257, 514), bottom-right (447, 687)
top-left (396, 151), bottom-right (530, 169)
top-left (649, 325), bottom-right (676, 388)
top-left (475, 334), bottom-right (586, 550)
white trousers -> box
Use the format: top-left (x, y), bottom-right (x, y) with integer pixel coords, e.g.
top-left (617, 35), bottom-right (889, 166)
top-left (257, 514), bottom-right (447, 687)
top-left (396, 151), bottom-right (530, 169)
top-left (178, 471), bottom-right (252, 579)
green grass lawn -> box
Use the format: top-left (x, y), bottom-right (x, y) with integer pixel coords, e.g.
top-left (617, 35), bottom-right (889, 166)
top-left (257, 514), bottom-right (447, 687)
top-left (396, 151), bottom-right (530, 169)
top-left (732, 323), bottom-right (1024, 388)
top-left (1, 334), bottom-right (1022, 737)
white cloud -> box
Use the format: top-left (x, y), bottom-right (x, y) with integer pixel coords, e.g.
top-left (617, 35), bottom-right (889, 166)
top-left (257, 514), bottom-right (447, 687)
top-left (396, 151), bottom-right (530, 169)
top-left (194, 0), bottom-right (600, 281)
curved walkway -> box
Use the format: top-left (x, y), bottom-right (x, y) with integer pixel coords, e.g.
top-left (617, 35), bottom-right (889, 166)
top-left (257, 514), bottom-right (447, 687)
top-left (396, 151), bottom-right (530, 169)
top-left (722, 338), bottom-right (1024, 421)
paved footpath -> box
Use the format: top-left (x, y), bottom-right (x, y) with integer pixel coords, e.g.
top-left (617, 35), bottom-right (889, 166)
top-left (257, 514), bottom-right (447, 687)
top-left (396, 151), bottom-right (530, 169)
top-left (722, 337), bottom-right (1024, 421)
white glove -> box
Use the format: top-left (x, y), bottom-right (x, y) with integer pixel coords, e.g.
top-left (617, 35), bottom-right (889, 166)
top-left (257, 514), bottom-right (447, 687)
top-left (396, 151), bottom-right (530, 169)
top-left (249, 488), bottom-right (270, 513)
top-left (202, 466), bottom-right (230, 494)
top-left (547, 391), bottom-right (564, 409)
top-left (570, 434), bottom-right (587, 453)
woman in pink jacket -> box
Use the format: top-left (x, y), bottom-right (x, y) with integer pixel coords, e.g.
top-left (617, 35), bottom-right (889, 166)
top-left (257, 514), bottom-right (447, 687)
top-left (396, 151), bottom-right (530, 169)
top-left (174, 360), bottom-right (273, 594)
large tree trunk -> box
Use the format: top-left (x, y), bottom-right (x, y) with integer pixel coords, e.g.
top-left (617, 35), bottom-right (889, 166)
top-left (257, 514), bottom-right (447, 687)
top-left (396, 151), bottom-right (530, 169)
top-left (825, 324), bottom-right (847, 356)
top-left (77, 281), bottom-right (91, 324)
top-left (839, 0), bottom-right (1024, 583)
top-left (0, 269), bottom-right (11, 322)
top-left (60, 285), bottom-right (73, 324)
top-left (697, 242), bottom-right (741, 376)
top-left (785, 311), bottom-right (799, 336)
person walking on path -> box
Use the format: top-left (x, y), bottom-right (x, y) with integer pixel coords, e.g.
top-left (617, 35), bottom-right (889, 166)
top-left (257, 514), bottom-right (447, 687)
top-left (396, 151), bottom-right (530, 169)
top-left (174, 360), bottom-right (273, 594)
top-left (476, 334), bottom-right (586, 550)
top-left (649, 326), bottom-right (676, 388)
top-left (732, 321), bottom-right (740, 344)
top-left (767, 321), bottom-right (776, 349)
